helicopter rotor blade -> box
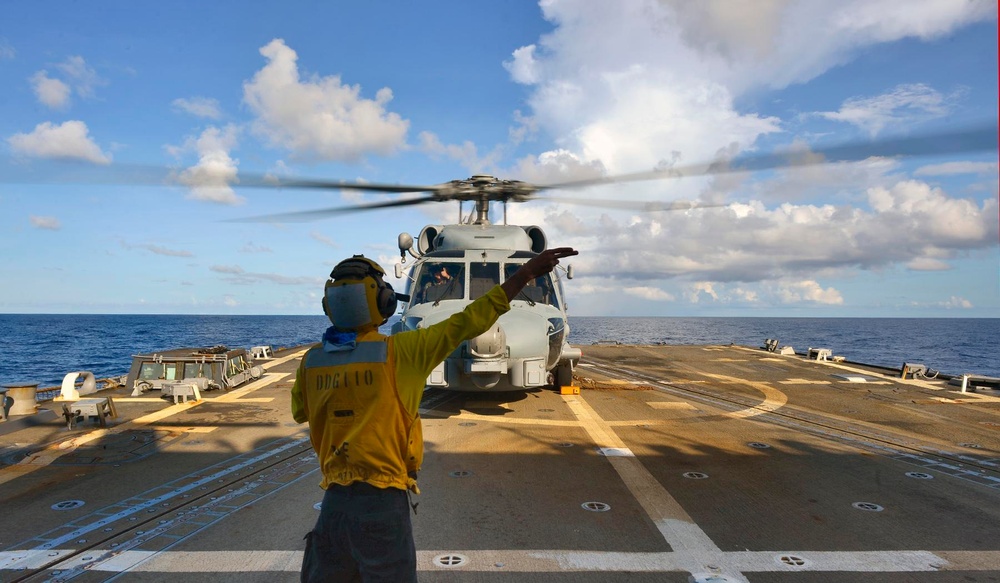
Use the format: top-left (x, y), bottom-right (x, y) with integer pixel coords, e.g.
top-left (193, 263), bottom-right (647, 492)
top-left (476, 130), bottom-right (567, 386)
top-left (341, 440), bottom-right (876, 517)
top-left (535, 125), bottom-right (998, 192)
top-left (228, 195), bottom-right (440, 223)
top-left (539, 196), bottom-right (726, 212)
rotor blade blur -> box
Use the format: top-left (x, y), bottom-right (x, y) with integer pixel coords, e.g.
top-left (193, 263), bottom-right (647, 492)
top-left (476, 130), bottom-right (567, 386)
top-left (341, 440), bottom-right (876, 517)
top-left (537, 124), bottom-right (999, 191)
top-left (0, 160), bottom-right (440, 195)
top-left (541, 196), bottom-right (726, 212)
top-left (229, 195), bottom-right (438, 223)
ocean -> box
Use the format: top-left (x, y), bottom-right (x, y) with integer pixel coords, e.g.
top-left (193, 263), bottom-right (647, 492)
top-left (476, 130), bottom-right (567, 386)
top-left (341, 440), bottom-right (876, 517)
top-left (0, 314), bottom-right (996, 389)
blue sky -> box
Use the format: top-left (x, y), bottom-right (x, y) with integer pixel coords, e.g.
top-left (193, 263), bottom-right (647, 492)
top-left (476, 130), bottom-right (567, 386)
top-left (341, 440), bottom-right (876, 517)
top-left (0, 1), bottom-right (997, 317)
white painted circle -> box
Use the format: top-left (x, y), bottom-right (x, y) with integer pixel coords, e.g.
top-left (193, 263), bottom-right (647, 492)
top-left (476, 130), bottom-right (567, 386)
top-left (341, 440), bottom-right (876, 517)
top-left (683, 472), bottom-right (709, 479)
top-left (433, 554), bottom-right (468, 568)
top-left (853, 502), bottom-right (884, 512)
top-left (51, 500), bottom-right (85, 511)
top-left (581, 501), bottom-right (611, 512)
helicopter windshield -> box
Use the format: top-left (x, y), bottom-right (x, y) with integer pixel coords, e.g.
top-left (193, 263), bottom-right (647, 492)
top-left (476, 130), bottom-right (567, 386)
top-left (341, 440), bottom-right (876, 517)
top-left (469, 262), bottom-right (500, 300)
top-left (504, 263), bottom-right (559, 308)
top-left (413, 262), bottom-right (464, 305)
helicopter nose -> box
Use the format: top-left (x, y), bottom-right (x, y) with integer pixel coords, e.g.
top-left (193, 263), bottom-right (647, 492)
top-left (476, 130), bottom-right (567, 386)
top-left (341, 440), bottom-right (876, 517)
top-left (468, 323), bottom-right (506, 358)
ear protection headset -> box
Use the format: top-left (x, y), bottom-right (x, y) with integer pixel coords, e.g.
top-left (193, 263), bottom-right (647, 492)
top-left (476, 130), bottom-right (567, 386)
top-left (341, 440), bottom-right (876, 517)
top-left (322, 255), bottom-right (397, 328)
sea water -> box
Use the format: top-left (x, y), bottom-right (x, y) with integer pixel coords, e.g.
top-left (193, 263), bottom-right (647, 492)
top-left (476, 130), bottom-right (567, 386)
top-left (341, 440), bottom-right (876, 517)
top-left (0, 314), bottom-right (996, 388)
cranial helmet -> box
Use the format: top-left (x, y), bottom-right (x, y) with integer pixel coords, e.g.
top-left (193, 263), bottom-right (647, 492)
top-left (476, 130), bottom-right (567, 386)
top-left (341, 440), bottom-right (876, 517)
top-left (322, 255), bottom-right (397, 330)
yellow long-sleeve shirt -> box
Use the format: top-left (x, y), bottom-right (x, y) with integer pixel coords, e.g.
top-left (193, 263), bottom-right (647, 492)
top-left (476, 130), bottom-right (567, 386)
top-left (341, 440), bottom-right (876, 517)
top-left (291, 284), bottom-right (511, 491)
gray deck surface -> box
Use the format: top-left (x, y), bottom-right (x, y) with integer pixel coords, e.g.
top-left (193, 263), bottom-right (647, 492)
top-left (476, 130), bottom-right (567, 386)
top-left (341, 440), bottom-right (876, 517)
top-left (1, 344), bottom-right (998, 582)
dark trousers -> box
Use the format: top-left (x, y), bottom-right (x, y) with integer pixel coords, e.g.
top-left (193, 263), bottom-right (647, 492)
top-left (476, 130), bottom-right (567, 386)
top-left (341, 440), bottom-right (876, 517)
top-left (301, 482), bottom-right (417, 583)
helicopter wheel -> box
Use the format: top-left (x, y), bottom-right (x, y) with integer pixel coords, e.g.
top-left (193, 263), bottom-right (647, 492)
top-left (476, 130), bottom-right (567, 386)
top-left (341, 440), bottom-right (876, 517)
top-left (555, 363), bottom-right (574, 388)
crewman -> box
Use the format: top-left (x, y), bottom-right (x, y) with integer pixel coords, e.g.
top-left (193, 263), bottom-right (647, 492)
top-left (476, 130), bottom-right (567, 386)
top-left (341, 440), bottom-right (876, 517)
top-left (293, 247), bottom-right (578, 582)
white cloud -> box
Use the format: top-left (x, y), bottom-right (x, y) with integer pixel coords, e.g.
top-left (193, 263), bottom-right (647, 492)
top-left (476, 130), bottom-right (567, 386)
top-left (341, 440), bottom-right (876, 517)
top-left (172, 97), bottom-right (223, 119)
top-left (175, 125), bottom-right (242, 205)
top-left (30, 71), bottom-right (71, 109)
top-left (817, 83), bottom-right (956, 136)
top-left (504, 45), bottom-right (540, 85)
top-left (940, 295), bottom-right (973, 309)
top-left (56, 55), bottom-right (102, 98)
top-left (29, 56), bottom-right (104, 109)
top-left (29, 215), bottom-right (61, 230)
top-left (7, 120), bottom-right (111, 164)
top-left (687, 282), bottom-right (719, 302)
top-left (624, 286), bottom-right (675, 301)
top-left (506, 0), bottom-right (993, 182)
top-left (777, 280), bottom-right (844, 305)
top-left (243, 39), bottom-right (409, 162)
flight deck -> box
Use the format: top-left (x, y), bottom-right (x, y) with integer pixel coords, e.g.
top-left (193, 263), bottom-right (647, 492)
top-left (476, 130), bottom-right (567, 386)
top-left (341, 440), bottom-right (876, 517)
top-left (1, 344), bottom-right (999, 582)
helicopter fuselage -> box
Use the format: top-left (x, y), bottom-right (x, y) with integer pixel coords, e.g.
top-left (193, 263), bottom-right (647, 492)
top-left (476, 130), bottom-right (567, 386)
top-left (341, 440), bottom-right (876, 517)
top-left (392, 223), bottom-right (579, 391)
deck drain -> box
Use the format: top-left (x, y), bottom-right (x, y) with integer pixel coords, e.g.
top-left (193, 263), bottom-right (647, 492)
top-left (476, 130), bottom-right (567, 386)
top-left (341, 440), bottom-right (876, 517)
top-left (905, 472), bottom-right (934, 480)
top-left (776, 554), bottom-right (809, 567)
top-left (748, 442), bottom-right (771, 449)
top-left (690, 574), bottom-right (738, 582)
top-left (554, 442), bottom-right (574, 448)
top-left (458, 422), bottom-right (477, 427)
top-left (433, 554), bottom-right (468, 568)
top-left (958, 443), bottom-right (982, 449)
top-left (683, 472), bottom-right (709, 479)
top-left (581, 501), bottom-right (611, 512)
top-left (51, 500), bottom-right (85, 510)
top-left (538, 408), bottom-right (555, 412)
top-left (448, 470), bottom-right (473, 478)
top-left (852, 502), bottom-right (884, 512)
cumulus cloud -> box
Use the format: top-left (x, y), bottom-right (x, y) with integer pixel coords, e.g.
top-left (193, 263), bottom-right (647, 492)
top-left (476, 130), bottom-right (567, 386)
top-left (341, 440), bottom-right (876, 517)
top-left (7, 120), bottom-right (111, 164)
top-left (30, 215), bottom-right (61, 230)
top-left (940, 295), bottom-right (973, 309)
top-left (624, 286), bottom-right (676, 301)
top-left (30, 72), bottom-right (71, 109)
top-left (30, 56), bottom-right (103, 109)
top-left (172, 97), bottom-right (223, 119)
top-left (174, 125), bottom-right (242, 204)
top-left (777, 280), bottom-right (844, 305)
top-left (491, 0), bottom-right (995, 313)
top-left (243, 39), bottom-right (409, 162)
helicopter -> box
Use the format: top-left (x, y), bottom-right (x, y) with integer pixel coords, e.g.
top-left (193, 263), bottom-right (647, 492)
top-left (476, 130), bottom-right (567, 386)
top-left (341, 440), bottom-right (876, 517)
top-left (223, 125), bottom-right (996, 392)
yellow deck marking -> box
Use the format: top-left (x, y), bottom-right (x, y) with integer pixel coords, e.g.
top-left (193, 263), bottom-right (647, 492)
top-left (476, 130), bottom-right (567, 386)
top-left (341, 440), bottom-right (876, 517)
top-left (210, 373), bottom-right (290, 402)
top-left (111, 398), bottom-right (168, 403)
top-left (564, 394), bottom-right (725, 562)
top-left (779, 378), bottom-right (832, 385)
top-left (691, 372), bottom-right (788, 419)
top-left (647, 401), bottom-right (697, 410)
top-left (464, 400), bottom-right (513, 409)
top-left (0, 372), bottom-right (292, 485)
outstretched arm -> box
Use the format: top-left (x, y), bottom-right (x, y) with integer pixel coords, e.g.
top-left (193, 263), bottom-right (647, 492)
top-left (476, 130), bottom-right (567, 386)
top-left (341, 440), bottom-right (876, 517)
top-left (501, 247), bottom-right (578, 302)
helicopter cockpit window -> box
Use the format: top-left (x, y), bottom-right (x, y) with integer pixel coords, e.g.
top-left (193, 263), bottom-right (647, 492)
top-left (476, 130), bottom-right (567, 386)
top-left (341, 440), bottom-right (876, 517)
top-left (415, 262), bottom-right (464, 304)
top-left (504, 263), bottom-right (559, 308)
top-left (469, 262), bottom-right (500, 300)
